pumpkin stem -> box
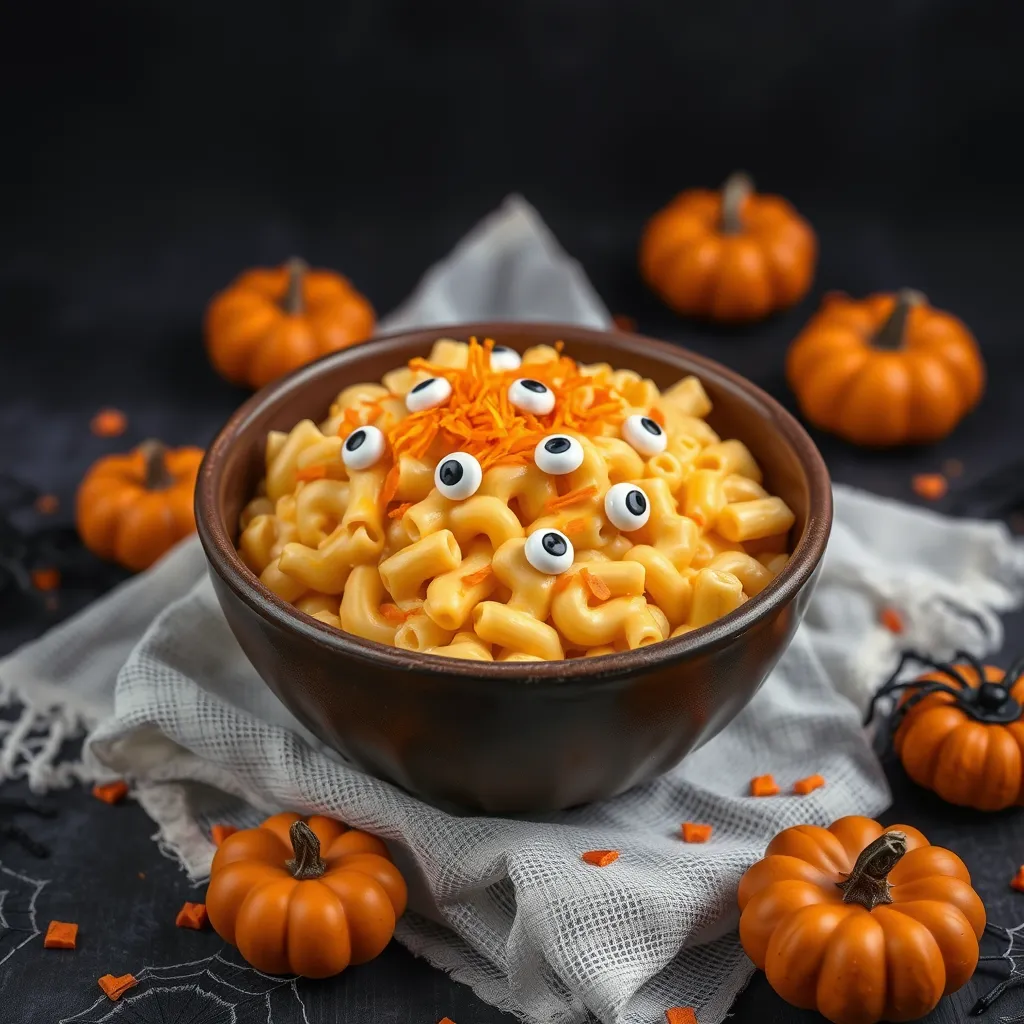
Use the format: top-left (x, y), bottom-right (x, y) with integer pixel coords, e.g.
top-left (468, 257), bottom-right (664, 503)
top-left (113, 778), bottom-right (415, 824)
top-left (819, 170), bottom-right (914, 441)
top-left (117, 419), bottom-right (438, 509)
top-left (139, 440), bottom-right (173, 492)
top-left (283, 257), bottom-right (308, 316)
top-left (720, 171), bottom-right (754, 235)
top-left (871, 289), bottom-right (926, 351)
top-left (836, 830), bottom-right (908, 910)
top-left (285, 821), bottom-right (327, 880)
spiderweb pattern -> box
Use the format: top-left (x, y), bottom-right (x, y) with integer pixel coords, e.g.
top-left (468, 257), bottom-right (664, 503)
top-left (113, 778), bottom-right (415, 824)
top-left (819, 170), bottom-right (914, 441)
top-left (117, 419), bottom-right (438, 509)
top-left (975, 920), bottom-right (1024, 1022)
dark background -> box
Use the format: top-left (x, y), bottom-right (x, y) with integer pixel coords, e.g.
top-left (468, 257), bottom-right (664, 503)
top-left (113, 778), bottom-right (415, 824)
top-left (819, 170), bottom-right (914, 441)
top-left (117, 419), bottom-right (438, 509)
top-left (3, 2), bottom-right (1024, 1022)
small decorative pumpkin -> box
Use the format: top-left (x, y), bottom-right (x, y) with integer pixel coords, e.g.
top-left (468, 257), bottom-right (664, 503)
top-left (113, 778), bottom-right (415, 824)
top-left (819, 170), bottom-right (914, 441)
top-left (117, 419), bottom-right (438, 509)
top-left (76, 440), bottom-right (203, 572)
top-left (786, 289), bottom-right (985, 446)
top-left (867, 651), bottom-right (1024, 810)
top-left (639, 171), bottom-right (817, 322)
top-left (205, 257), bottom-right (375, 390)
top-left (738, 815), bottom-right (985, 1024)
top-left (206, 812), bottom-right (407, 978)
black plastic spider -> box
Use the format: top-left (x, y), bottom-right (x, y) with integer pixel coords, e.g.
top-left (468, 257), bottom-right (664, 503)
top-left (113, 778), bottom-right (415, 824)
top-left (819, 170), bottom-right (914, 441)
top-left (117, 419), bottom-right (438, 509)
top-left (0, 798), bottom-right (54, 858)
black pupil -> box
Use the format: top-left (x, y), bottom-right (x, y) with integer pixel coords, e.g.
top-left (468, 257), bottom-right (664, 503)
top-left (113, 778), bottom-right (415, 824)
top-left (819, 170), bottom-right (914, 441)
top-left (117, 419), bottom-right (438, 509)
top-left (411, 378), bottom-right (436, 393)
top-left (625, 490), bottom-right (647, 516)
top-left (641, 417), bottom-right (662, 436)
top-left (521, 379), bottom-right (547, 393)
top-left (439, 460), bottom-right (463, 486)
top-left (545, 437), bottom-right (571, 454)
top-left (542, 532), bottom-right (567, 557)
top-left (346, 430), bottom-right (365, 451)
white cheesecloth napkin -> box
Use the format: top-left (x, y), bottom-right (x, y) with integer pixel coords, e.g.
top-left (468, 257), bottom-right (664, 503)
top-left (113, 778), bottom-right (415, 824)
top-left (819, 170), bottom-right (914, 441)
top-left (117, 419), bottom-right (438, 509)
top-left (3, 196), bottom-right (1024, 1024)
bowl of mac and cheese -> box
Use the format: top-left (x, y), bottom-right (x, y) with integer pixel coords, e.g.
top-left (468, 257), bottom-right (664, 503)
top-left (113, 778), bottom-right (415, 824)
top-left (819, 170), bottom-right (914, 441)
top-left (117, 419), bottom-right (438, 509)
top-left (197, 324), bottom-right (831, 812)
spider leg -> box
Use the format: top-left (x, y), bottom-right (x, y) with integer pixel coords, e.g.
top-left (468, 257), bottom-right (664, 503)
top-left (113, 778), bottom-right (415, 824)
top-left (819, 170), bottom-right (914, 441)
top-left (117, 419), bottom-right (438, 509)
top-left (1006, 653), bottom-right (1024, 690)
top-left (0, 824), bottom-right (50, 858)
top-left (971, 972), bottom-right (1024, 1015)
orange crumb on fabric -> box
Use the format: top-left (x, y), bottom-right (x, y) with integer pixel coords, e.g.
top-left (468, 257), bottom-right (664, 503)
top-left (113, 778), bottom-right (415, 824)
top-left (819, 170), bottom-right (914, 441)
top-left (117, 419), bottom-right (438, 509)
top-left (388, 502), bottom-right (413, 519)
top-left (90, 408), bottom-right (128, 437)
top-left (879, 607), bottom-right (904, 634)
top-left (581, 567), bottom-right (611, 602)
top-left (461, 565), bottom-right (493, 587)
top-left (294, 464), bottom-right (328, 482)
top-left (750, 774), bottom-right (780, 797)
top-left (665, 1009), bottom-right (698, 1024)
top-left (380, 337), bottom-right (628, 470)
top-left (793, 774), bottom-right (826, 795)
top-left (612, 314), bottom-right (638, 332)
top-left (31, 568), bottom-right (61, 591)
top-left (138, 872), bottom-right (146, 880)
top-left (1012, 867), bottom-right (1024, 893)
top-left (564, 517), bottom-right (587, 536)
top-left (211, 824), bottom-right (238, 847)
top-left (912, 473), bottom-right (948, 501)
top-left (43, 921), bottom-right (78, 950)
top-left (680, 823), bottom-right (713, 843)
top-left (545, 485), bottom-right (598, 512)
top-left (92, 780), bottom-right (129, 805)
top-left (175, 902), bottom-right (209, 930)
top-left (380, 603), bottom-right (412, 624)
top-left (942, 458), bottom-right (964, 478)
top-left (581, 850), bottom-right (619, 867)
top-left (98, 974), bottom-right (137, 1001)
top-left (35, 494), bottom-right (59, 514)
top-left (438, 1018), bottom-right (458, 1024)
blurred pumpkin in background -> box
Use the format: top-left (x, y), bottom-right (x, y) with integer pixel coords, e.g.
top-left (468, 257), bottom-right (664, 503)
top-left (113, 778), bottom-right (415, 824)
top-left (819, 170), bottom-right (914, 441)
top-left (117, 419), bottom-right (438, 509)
top-left (786, 289), bottom-right (984, 446)
top-left (77, 440), bottom-right (203, 571)
top-left (205, 257), bottom-right (375, 390)
top-left (639, 172), bottom-right (816, 322)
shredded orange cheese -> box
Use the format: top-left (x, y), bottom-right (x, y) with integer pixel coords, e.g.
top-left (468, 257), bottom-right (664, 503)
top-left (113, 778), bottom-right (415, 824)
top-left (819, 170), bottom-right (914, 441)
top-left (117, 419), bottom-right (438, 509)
top-left (581, 567), bottom-right (611, 602)
top-left (380, 603), bottom-right (411, 624)
top-left (648, 407), bottom-right (666, 427)
top-left (545, 485), bottom-right (598, 512)
top-left (461, 565), bottom-right (493, 587)
top-left (380, 464), bottom-right (400, 509)
top-left (295, 464), bottom-right (328, 482)
top-left (345, 338), bottom-right (628, 471)
top-left (564, 517), bottom-right (587, 536)
top-left (388, 502), bottom-right (413, 520)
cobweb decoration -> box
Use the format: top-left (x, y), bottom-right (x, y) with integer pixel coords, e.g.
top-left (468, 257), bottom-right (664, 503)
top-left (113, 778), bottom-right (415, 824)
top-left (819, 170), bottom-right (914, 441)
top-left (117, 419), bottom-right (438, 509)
top-left (59, 948), bottom-right (310, 1024)
top-left (973, 919), bottom-right (1024, 1021)
top-left (0, 859), bottom-right (47, 969)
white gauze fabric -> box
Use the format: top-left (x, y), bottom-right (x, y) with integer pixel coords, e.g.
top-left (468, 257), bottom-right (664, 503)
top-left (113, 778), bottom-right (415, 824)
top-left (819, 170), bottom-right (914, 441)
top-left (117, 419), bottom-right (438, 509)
top-left (3, 195), bottom-right (1024, 1024)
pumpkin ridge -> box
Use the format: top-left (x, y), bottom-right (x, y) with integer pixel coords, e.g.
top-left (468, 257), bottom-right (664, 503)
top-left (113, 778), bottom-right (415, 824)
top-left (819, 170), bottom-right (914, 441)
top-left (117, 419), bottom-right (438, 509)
top-left (874, 905), bottom-right (947, 1017)
top-left (932, 720), bottom-right (989, 806)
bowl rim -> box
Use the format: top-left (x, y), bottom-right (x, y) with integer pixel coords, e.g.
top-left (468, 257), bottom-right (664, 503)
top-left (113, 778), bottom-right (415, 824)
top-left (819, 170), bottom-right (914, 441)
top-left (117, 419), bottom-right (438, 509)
top-left (196, 321), bottom-right (833, 683)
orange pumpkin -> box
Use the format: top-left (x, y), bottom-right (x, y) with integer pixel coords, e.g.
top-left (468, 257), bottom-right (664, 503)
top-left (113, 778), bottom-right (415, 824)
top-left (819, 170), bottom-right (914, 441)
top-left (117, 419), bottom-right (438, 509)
top-left (867, 652), bottom-right (1024, 811)
top-left (76, 440), bottom-right (203, 572)
top-left (205, 257), bottom-right (375, 390)
top-left (786, 289), bottom-right (985, 446)
top-left (639, 171), bottom-right (817, 322)
top-left (206, 812), bottom-right (407, 978)
top-left (738, 816), bottom-right (985, 1024)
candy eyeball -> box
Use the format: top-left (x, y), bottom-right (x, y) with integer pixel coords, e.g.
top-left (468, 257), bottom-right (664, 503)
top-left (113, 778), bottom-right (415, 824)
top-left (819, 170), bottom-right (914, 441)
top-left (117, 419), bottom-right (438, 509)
top-left (434, 452), bottom-right (483, 500)
top-left (534, 434), bottom-right (584, 475)
top-left (604, 482), bottom-right (651, 531)
top-left (508, 378), bottom-right (555, 415)
top-left (490, 345), bottom-right (522, 372)
top-left (622, 413), bottom-right (667, 456)
top-left (341, 425), bottom-right (386, 471)
top-left (406, 376), bottom-right (453, 412)
top-left (525, 528), bottom-right (574, 575)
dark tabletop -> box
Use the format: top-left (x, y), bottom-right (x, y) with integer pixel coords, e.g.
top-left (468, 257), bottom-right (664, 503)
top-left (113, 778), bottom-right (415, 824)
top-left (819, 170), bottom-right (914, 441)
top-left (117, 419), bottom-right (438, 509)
top-left (4, 1), bottom-right (1024, 1021)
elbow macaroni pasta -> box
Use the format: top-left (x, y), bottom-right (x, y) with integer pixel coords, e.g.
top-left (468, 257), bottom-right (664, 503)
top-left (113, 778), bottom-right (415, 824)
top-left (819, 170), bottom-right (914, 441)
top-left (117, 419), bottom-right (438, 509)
top-left (237, 337), bottom-right (796, 660)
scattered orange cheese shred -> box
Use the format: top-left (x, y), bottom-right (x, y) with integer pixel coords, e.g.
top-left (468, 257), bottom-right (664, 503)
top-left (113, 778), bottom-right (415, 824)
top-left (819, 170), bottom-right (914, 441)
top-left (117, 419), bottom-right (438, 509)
top-left (581, 567), bottom-right (611, 602)
top-left (879, 607), bottom-right (904, 634)
top-left (91, 408), bottom-right (128, 437)
top-left (545, 485), bottom-right (598, 512)
top-left (387, 502), bottom-right (413, 519)
top-left (92, 780), bottom-right (129, 805)
top-left (750, 774), bottom-right (780, 797)
top-left (380, 602), bottom-right (412, 624)
top-left (648, 407), bottom-right (666, 427)
top-left (553, 571), bottom-right (578, 593)
top-left (295, 464), bottom-right (328, 482)
top-left (912, 473), bottom-right (948, 501)
top-left (44, 921), bottom-right (78, 950)
top-left (793, 774), bottom-right (826, 796)
top-left (582, 849), bottom-right (619, 867)
top-left (98, 974), bottom-right (137, 1001)
top-left (564, 517), bottom-right (587, 536)
top-left (680, 823), bottom-right (713, 843)
top-left (35, 494), bottom-right (59, 514)
top-left (461, 565), bottom-right (493, 588)
top-left (666, 1009), bottom-right (698, 1024)
top-left (1012, 866), bottom-right (1024, 893)
top-left (31, 568), bottom-right (61, 591)
top-left (379, 463), bottom-right (400, 509)
top-left (175, 902), bottom-right (209, 930)
top-left (211, 824), bottom-right (238, 847)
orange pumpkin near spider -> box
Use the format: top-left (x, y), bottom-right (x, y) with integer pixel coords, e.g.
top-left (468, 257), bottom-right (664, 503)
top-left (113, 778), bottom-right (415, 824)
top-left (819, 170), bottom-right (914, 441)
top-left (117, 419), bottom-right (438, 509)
top-left (867, 651), bottom-right (1024, 811)
top-left (787, 289), bottom-right (985, 446)
top-left (205, 257), bottom-right (375, 390)
top-left (639, 171), bottom-right (817, 322)
top-left (205, 812), bottom-right (407, 978)
top-left (738, 815), bottom-right (985, 1024)
top-left (76, 440), bottom-right (204, 572)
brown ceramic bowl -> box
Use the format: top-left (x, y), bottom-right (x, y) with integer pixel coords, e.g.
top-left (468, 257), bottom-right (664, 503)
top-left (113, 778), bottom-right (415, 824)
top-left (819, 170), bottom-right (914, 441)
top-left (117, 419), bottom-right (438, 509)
top-left (196, 323), bottom-right (832, 813)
